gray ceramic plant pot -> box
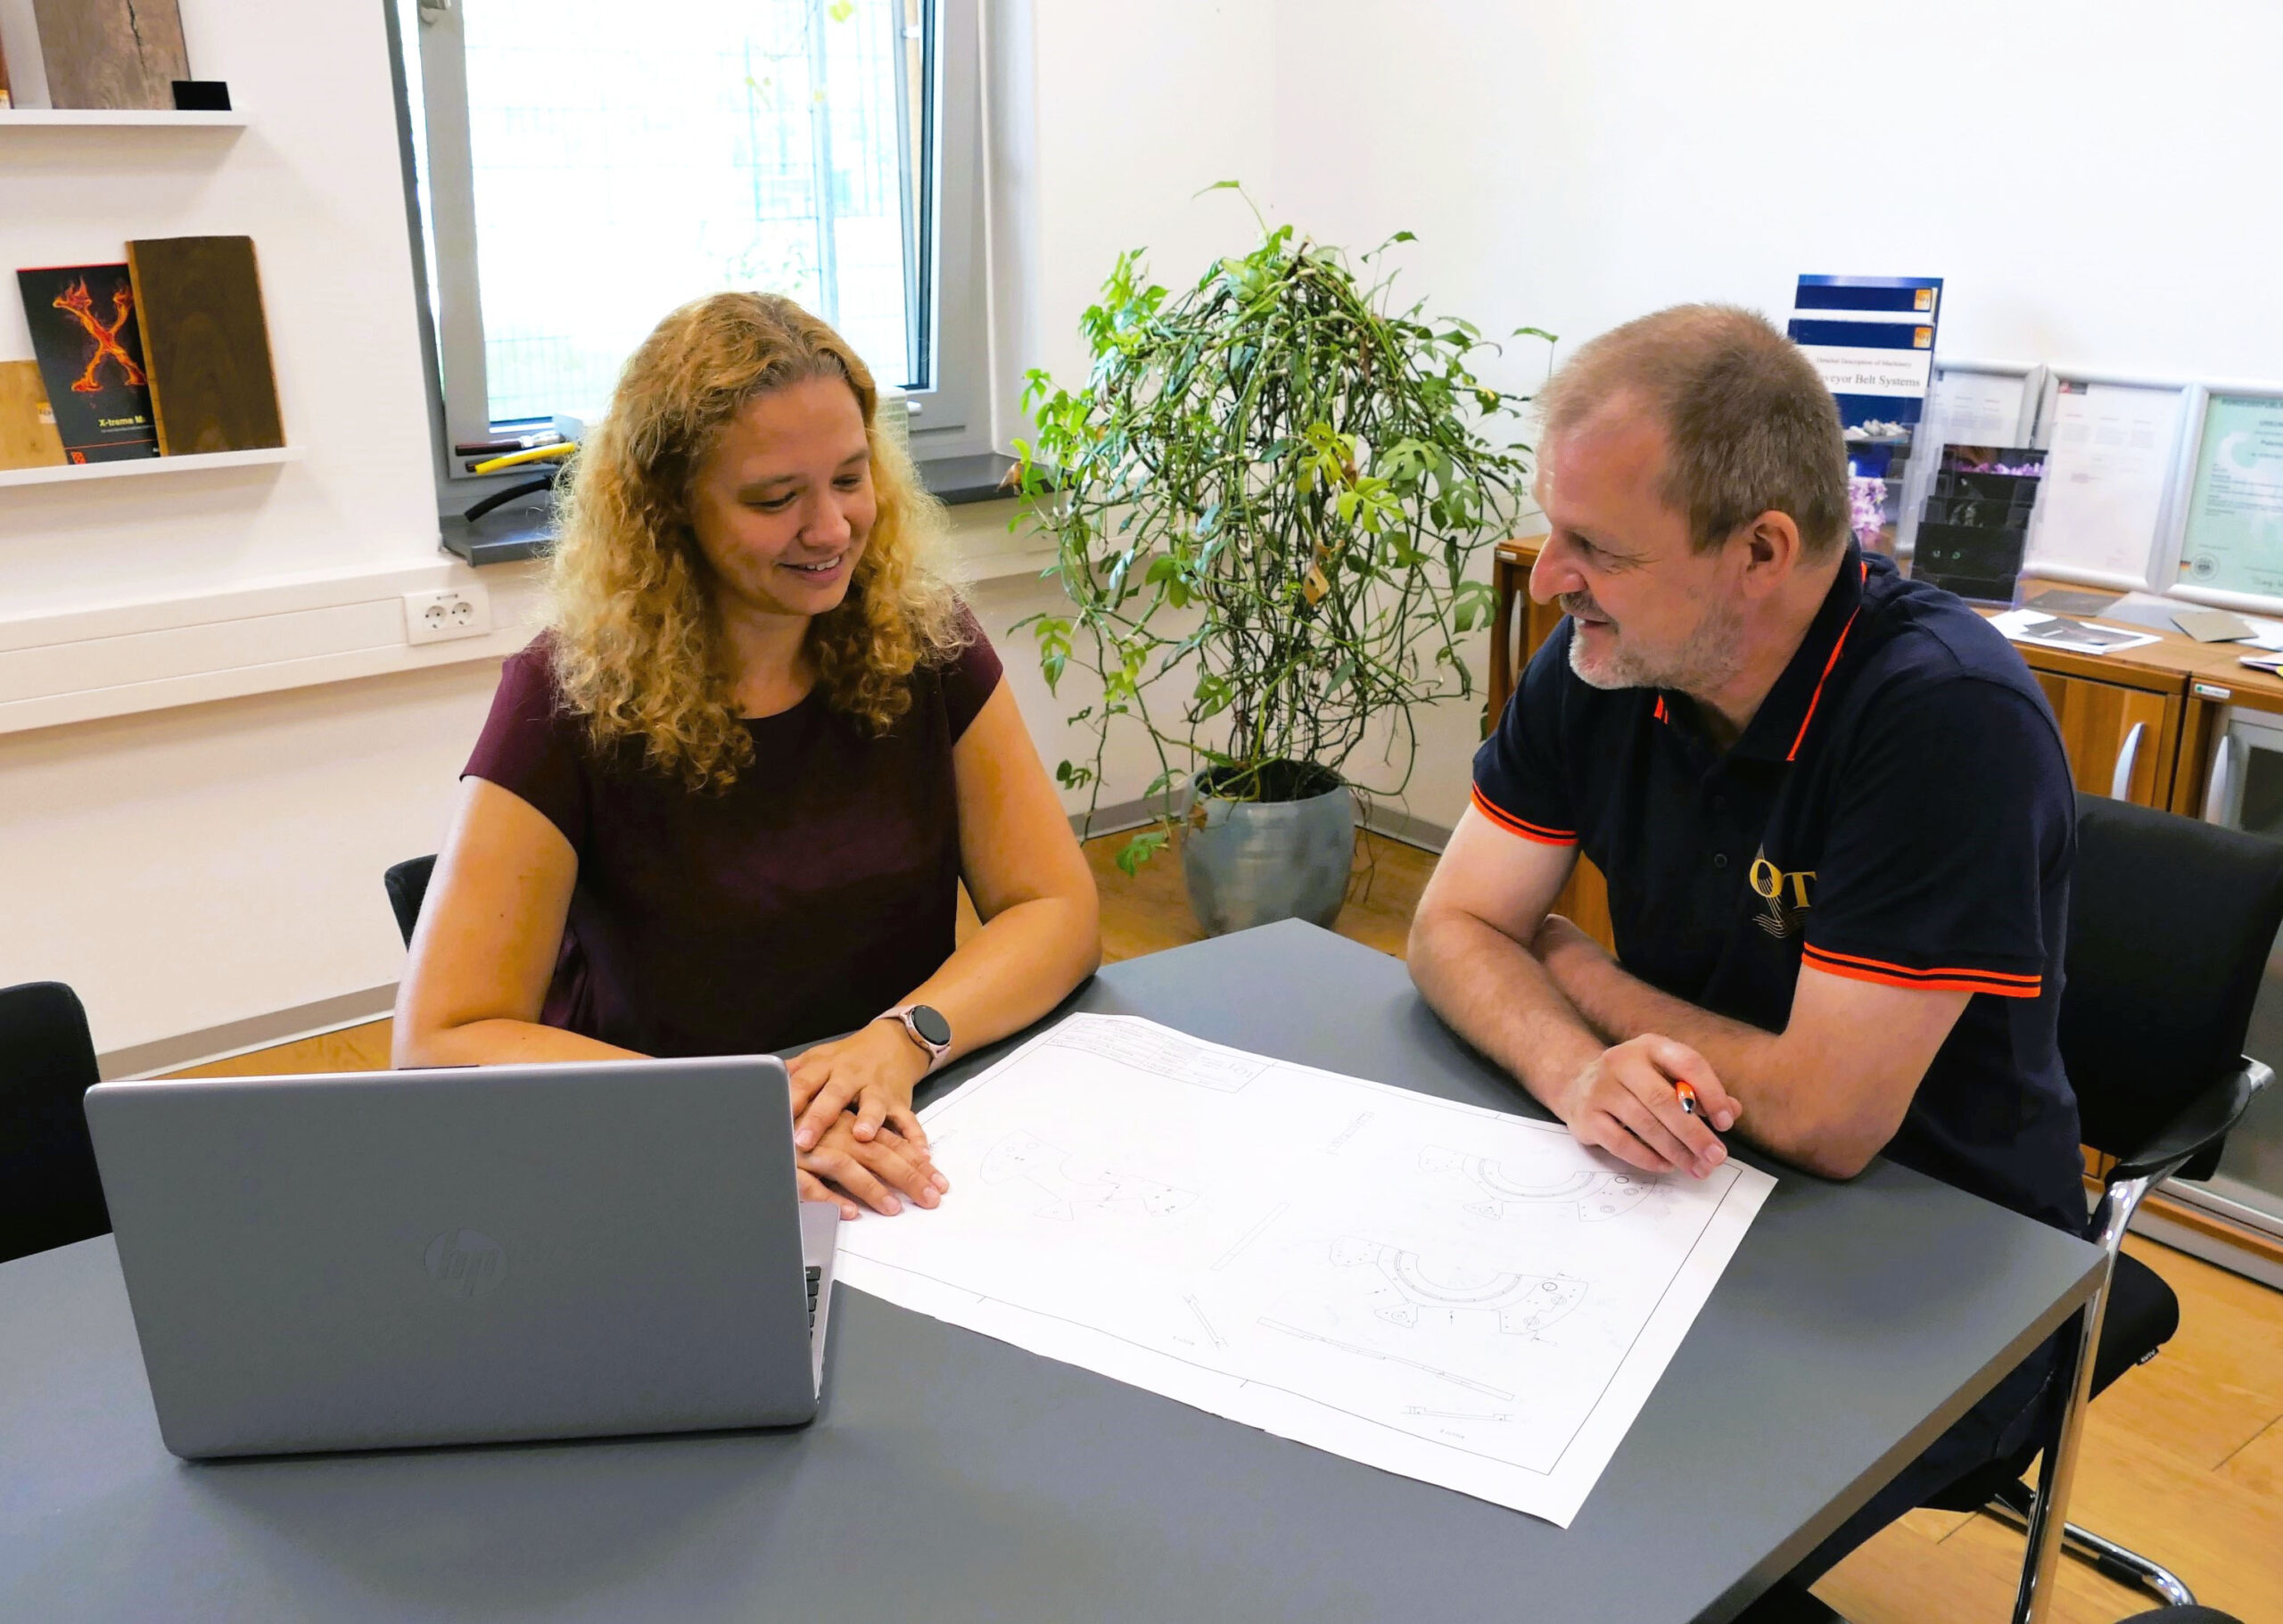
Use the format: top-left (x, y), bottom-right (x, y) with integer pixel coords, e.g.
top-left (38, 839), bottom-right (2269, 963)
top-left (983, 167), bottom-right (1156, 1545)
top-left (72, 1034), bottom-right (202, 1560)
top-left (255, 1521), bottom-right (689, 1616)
top-left (1180, 767), bottom-right (1356, 936)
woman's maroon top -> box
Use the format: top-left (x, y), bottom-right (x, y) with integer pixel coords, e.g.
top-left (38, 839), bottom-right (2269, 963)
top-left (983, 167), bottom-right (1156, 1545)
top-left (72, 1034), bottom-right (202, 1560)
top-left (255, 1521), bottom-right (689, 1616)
top-left (463, 614), bottom-right (1002, 1057)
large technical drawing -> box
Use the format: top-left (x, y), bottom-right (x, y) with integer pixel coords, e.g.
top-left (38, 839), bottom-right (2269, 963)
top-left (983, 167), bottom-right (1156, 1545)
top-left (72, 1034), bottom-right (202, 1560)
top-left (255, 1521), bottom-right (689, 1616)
top-left (1325, 1237), bottom-right (1587, 1334)
top-left (1419, 1145), bottom-right (1659, 1222)
top-left (837, 1014), bottom-right (1776, 1527)
top-left (982, 1130), bottom-right (1199, 1221)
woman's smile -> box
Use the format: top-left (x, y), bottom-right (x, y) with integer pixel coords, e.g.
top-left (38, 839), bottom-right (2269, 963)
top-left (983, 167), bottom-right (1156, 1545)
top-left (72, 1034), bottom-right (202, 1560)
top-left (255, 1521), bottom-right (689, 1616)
top-left (778, 548), bottom-right (853, 585)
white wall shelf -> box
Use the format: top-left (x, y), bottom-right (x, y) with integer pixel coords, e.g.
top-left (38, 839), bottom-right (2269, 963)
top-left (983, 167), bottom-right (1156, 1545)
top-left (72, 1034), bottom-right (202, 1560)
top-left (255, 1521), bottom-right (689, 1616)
top-left (0, 446), bottom-right (301, 489)
top-left (0, 110), bottom-right (246, 128)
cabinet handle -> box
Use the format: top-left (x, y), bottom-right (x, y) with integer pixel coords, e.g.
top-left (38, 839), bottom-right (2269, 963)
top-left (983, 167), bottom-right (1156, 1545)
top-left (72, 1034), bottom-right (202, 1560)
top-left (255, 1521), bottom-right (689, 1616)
top-left (2109, 722), bottom-right (2146, 801)
top-left (2204, 736), bottom-right (2238, 824)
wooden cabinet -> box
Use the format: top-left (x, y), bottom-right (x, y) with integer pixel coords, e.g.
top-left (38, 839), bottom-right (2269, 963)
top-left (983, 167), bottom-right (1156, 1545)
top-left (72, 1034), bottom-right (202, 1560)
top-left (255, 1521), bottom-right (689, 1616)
top-left (2030, 662), bottom-right (2182, 809)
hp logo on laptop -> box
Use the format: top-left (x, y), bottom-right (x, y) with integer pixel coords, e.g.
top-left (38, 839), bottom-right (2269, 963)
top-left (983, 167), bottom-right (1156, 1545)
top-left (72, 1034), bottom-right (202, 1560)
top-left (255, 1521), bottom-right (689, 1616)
top-left (424, 1229), bottom-right (507, 1300)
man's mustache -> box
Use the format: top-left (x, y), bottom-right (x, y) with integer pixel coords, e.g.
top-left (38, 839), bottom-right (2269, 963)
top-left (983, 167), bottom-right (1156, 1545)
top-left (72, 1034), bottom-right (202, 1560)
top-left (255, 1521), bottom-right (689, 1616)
top-left (1561, 591), bottom-right (1608, 623)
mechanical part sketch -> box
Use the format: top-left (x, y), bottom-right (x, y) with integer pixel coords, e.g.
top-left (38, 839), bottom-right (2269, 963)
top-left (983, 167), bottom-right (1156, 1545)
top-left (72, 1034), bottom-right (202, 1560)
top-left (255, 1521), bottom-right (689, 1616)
top-left (1041, 1013), bottom-right (1269, 1092)
top-left (982, 1130), bottom-right (1198, 1221)
top-left (1328, 1237), bottom-right (1587, 1335)
top-left (837, 1013), bottom-right (1776, 1527)
top-left (1419, 1145), bottom-right (1659, 1222)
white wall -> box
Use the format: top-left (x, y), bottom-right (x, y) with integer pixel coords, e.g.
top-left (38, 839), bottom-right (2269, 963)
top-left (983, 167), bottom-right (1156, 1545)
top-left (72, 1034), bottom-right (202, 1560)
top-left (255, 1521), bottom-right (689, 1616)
top-left (0, 662), bottom-right (504, 1052)
top-left (1264, 0), bottom-right (2283, 384)
top-left (994, 0), bottom-right (2283, 829)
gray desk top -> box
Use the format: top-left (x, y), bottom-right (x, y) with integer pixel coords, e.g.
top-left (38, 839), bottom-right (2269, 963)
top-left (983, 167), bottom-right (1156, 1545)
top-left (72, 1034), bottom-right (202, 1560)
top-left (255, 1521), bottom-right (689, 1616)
top-left (0, 921), bottom-right (2101, 1623)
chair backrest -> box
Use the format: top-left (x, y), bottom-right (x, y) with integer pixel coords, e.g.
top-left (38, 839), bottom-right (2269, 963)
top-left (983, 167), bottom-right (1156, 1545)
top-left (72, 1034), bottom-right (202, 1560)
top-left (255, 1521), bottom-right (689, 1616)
top-left (2061, 793), bottom-right (2283, 1159)
top-left (384, 854), bottom-right (438, 948)
top-left (0, 981), bottom-right (110, 1263)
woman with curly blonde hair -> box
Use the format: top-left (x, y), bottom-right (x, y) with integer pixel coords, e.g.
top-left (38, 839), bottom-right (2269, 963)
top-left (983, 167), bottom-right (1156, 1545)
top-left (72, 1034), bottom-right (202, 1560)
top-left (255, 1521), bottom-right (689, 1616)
top-left (395, 293), bottom-right (1100, 1220)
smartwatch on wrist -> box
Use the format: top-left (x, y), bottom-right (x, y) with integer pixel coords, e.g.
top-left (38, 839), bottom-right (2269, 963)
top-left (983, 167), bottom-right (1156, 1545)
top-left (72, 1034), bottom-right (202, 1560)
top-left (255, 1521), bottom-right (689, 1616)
top-left (878, 1003), bottom-right (952, 1069)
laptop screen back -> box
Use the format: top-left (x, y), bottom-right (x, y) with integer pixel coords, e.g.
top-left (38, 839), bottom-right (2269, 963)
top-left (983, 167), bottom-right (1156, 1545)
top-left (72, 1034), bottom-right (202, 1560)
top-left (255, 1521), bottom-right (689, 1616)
top-left (86, 1056), bottom-right (815, 1457)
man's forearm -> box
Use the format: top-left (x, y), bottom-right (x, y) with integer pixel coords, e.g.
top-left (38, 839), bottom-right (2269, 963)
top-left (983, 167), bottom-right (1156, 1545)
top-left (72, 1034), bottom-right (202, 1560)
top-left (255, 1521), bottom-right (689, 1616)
top-left (1546, 945), bottom-right (1842, 1167)
top-left (1409, 908), bottom-right (1606, 1121)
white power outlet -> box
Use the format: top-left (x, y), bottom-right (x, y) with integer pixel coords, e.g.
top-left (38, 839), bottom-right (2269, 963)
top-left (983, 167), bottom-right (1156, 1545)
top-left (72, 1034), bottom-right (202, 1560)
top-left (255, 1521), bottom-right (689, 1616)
top-left (403, 586), bottom-right (492, 645)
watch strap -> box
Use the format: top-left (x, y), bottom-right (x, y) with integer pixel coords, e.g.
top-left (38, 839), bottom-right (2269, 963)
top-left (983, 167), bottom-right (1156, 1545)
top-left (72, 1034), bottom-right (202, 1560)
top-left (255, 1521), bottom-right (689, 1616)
top-left (878, 1003), bottom-right (952, 1068)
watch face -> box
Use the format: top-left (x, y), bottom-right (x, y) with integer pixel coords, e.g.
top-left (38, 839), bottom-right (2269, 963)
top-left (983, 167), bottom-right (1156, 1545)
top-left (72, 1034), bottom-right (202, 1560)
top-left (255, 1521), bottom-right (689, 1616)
top-left (911, 1005), bottom-right (952, 1047)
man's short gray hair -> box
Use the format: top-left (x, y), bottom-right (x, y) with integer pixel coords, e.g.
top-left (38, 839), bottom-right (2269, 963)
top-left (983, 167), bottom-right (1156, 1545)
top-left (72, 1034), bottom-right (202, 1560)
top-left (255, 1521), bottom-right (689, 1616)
top-left (1535, 304), bottom-right (1851, 557)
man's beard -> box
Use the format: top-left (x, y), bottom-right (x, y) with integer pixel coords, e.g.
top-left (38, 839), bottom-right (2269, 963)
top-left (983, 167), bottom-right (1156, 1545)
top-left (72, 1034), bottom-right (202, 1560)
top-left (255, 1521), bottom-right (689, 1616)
top-left (1563, 589), bottom-right (1744, 695)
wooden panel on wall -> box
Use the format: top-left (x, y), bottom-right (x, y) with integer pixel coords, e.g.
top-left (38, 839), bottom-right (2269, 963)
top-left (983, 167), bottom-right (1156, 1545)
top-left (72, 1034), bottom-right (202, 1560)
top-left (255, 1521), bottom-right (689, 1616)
top-left (127, 236), bottom-right (287, 455)
top-left (30, 0), bottom-right (188, 111)
top-left (0, 361), bottom-right (66, 471)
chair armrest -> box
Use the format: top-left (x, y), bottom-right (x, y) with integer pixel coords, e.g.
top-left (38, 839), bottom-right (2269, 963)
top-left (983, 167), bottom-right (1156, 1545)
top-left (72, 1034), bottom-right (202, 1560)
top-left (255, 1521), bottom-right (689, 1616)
top-left (2107, 1059), bottom-right (2271, 1185)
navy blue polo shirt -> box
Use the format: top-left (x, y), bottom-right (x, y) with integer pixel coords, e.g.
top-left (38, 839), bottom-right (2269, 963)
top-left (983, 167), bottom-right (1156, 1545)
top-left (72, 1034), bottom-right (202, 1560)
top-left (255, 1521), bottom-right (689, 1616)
top-left (1473, 545), bottom-right (2084, 1232)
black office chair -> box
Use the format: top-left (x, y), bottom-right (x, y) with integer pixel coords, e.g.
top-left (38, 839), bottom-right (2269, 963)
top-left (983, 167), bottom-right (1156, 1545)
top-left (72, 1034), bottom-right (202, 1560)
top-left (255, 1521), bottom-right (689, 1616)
top-left (1926, 793), bottom-right (2283, 1619)
top-left (385, 854), bottom-right (437, 947)
top-left (0, 981), bottom-right (111, 1264)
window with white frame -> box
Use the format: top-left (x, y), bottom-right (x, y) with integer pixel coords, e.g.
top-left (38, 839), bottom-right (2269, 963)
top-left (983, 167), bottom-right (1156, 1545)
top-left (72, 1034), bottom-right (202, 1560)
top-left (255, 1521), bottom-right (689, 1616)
top-left (389, 0), bottom-right (988, 476)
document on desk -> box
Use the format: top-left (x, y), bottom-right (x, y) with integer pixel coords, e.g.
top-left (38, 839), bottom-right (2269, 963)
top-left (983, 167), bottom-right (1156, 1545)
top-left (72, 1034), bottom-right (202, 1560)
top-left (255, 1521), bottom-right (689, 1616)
top-left (836, 1013), bottom-right (1776, 1527)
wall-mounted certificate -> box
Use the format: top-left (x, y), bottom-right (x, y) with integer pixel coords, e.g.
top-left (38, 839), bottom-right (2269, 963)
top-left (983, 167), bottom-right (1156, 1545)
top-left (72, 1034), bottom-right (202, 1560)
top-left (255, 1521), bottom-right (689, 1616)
top-left (2023, 371), bottom-right (2188, 591)
top-left (2169, 388), bottom-right (2283, 611)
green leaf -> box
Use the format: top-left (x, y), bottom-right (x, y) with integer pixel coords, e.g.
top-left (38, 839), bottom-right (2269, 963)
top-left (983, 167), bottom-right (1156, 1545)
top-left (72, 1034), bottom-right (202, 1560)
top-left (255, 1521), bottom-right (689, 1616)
top-left (1193, 671), bottom-right (1234, 719)
top-left (1115, 828), bottom-right (1171, 877)
top-left (827, 0), bottom-right (853, 18)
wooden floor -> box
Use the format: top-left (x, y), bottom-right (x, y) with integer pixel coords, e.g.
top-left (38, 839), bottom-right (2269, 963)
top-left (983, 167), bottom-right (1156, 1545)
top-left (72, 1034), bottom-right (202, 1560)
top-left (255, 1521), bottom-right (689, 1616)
top-left (177, 829), bottom-right (2283, 1623)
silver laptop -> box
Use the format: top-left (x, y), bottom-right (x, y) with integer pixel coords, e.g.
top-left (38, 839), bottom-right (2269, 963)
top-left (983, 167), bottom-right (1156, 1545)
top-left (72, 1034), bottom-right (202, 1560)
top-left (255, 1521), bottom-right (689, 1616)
top-left (83, 1055), bottom-right (838, 1459)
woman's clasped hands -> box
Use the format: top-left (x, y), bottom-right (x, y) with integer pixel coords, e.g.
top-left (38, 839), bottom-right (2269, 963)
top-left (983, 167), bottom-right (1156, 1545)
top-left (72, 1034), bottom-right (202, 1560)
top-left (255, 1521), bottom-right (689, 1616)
top-left (786, 1021), bottom-right (953, 1220)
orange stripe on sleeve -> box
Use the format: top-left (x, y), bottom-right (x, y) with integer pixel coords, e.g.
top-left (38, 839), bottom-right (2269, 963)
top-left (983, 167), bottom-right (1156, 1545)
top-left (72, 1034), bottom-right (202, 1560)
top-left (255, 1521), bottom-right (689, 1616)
top-left (1469, 786), bottom-right (1577, 846)
top-left (1801, 944), bottom-right (2041, 998)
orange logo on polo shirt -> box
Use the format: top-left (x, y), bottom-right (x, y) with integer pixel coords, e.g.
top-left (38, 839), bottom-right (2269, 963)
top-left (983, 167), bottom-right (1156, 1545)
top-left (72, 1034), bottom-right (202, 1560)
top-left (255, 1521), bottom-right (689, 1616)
top-left (1748, 848), bottom-right (1815, 939)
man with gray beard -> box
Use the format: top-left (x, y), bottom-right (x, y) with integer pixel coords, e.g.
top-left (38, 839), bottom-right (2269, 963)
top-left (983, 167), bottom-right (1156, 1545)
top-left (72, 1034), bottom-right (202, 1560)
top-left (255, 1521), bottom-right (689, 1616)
top-left (1409, 304), bottom-right (2081, 1592)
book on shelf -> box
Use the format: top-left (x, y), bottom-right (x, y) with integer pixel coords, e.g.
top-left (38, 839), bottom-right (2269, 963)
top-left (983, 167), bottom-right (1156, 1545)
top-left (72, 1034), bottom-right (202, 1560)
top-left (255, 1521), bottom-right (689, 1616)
top-left (1787, 275), bottom-right (1945, 557)
top-left (16, 263), bottom-right (159, 463)
top-left (127, 235), bottom-right (285, 455)
top-left (31, 0), bottom-right (189, 111)
top-left (0, 360), bottom-right (69, 471)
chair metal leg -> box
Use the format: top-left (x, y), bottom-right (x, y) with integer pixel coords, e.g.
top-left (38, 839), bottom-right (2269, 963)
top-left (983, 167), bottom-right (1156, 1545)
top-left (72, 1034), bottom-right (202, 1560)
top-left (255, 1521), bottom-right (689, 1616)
top-left (2009, 1167), bottom-right (2157, 1624)
top-left (1982, 1477), bottom-right (2196, 1608)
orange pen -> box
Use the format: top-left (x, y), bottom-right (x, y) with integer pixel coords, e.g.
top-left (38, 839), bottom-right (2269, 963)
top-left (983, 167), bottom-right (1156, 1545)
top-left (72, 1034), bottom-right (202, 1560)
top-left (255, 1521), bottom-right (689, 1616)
top-left (1675, 1079), bottom-right (1721, 1135)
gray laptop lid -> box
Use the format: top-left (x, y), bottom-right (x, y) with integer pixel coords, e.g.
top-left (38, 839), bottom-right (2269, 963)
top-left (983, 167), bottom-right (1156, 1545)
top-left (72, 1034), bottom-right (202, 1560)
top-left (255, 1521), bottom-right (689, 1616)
top-left (85, 1056), bottom-right (819, 1459)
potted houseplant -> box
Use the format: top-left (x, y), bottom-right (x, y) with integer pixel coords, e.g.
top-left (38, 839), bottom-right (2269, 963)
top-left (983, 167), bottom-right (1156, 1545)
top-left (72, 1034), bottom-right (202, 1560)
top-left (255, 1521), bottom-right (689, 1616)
top-left (1016, 198), bottom-right (1542, 935)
